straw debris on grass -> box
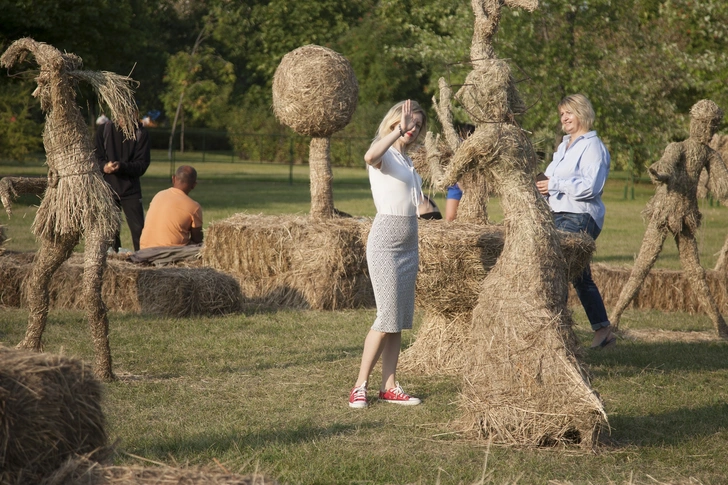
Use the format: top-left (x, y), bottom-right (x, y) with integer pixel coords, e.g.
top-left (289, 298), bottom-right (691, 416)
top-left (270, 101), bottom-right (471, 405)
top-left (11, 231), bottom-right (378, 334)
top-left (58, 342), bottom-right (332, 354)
top-left (41, 455), bottom-right (279, 485)
top-left (0, 252), bottom-right (242, 317)
top-left (0, 347), bottom-right (110, 485)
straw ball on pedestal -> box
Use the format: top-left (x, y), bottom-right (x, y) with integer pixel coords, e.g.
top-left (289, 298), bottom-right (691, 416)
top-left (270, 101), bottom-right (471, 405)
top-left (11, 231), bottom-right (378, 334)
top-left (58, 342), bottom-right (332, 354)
top-left (272, 45), bottom-right (358, 137)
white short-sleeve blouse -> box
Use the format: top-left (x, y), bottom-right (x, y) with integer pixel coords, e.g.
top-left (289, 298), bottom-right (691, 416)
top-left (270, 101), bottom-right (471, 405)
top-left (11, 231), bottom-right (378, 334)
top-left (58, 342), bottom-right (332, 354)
top-left (368, 147), bottom-right (423, 216)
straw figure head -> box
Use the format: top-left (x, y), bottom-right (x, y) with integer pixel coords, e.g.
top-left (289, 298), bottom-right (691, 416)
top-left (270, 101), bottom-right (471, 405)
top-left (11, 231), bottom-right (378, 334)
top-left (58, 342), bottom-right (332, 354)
top-left (456, 60), bottom-right (526, 124)
top-left (272, 45), bottom-right (358, 137)
top-left (690, 99), bottom-right (723, 144)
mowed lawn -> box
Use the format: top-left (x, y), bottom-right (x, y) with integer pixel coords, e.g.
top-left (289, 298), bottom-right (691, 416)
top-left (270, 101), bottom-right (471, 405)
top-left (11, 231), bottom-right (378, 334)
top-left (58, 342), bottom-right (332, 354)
top-left (1, 153), bottom-right (728, 484)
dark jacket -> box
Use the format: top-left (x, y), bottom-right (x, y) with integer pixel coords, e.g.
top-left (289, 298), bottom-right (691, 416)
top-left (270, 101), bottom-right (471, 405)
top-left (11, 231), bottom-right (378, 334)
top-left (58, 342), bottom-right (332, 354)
top-left (94, 121), bottom-right (151, 200)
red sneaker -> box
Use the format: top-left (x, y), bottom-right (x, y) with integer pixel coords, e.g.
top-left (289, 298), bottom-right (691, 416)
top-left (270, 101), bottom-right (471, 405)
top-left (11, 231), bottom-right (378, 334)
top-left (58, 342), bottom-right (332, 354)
top-left (349, 382), bottom-right (368, 409)
top-left (378, 383), bottom-right (421, 406)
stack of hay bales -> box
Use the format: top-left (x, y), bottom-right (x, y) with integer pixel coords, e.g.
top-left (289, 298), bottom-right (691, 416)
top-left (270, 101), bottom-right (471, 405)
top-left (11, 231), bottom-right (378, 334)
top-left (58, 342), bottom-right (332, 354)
top-left (403, 223), bottom-right (595, 375)
top-left (0, 252), bottom-right (242, 317)
top-left (0, 347), bottom-right (110, 484)
top-left (202, 214), bottom-right (372, 310)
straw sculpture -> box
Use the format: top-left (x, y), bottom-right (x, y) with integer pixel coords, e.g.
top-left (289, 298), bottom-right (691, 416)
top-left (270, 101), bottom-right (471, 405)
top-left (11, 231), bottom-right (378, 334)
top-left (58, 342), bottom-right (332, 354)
top-left (0, 252), bottom-right (242, 317)
top-left (0, 38), bottom-right (138, 380)
top-left (402, 224), bottom-right (595, 375)
top-left (0, 176), bottom-right (47, 215)
top-left (420, 0), bottom-right (607, 448)
top-left (706, 134), bottom-right (728, 272)
top-left (0, 347), bottom-right (110, 485)
top-left (610, 100), bottom-right (728, 339)
top-left (272, 45), bottom-right (358, 219)
top-left (41, 455), bottom-right (279, 485)
top-left (202, 214), bottom-right (372, 310)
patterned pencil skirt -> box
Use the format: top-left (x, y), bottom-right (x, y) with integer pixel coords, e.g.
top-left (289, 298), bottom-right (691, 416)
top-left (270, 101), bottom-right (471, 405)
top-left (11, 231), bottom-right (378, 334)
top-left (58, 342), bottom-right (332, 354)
top-left (366, 214), bottom-right (419, 333)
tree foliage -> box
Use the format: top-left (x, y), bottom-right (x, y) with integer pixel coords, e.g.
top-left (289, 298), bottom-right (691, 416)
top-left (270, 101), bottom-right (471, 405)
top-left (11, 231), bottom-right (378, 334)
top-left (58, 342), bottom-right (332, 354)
top-left (1, 0), bottom-right (727, 172)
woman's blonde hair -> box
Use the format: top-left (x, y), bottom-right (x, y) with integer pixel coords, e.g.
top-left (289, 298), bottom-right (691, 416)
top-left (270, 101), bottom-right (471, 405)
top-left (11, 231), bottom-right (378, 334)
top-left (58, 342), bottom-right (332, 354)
top-left (373, 100), bottom-right (427, 144)
top-left (558, 94), bottom-right (595, 131)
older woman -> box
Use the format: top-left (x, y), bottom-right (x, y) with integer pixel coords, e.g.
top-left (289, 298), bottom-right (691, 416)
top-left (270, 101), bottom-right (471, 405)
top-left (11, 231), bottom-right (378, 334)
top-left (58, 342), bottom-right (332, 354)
top-left (536, 94), bottom-right (615, 349)
top-left (349, 99), bottom-right (427, 408)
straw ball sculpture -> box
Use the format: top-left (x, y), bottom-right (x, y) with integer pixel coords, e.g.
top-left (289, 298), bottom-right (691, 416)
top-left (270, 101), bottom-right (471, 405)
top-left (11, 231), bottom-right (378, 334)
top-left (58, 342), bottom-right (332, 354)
top-left (272, 44), bottom-right (358, 219)
top-left (610, 100), bottom-right (728, 340)
top-left (0, 347), bottom-right (110, 485)
top-left (419, 0), bottom-right (606, 448)
top-left (1, 38), bottom-right (138, 381)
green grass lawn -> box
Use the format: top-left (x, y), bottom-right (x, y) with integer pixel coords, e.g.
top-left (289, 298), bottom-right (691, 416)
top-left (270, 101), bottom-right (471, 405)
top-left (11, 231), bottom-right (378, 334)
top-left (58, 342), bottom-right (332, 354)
top-left (2, 154), bottom-right (728, 483)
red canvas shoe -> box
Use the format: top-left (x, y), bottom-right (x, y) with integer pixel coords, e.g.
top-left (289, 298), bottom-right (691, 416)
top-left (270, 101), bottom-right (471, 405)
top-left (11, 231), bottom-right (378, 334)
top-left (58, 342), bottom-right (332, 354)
top-left (349, 382), bottom-right (368, 409)
top-left (378, 382), bottom-right (421, 406)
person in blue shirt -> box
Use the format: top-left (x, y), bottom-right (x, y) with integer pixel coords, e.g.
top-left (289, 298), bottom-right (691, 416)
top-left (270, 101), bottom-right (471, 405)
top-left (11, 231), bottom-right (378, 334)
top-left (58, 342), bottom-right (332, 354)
top-left (536, 94), bottom-right (615, 350)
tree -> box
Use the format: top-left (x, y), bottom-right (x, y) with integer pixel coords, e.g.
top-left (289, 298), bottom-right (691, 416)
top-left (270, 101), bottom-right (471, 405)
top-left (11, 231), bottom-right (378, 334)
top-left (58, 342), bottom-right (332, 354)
top-left (161, 26), bottom-right (235, 157)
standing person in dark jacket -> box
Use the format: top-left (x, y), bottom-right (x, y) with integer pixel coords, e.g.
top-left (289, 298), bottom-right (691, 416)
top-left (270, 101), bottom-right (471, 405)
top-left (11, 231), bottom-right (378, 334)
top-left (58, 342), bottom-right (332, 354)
top-left (95, 118), bottom-right (151, 252)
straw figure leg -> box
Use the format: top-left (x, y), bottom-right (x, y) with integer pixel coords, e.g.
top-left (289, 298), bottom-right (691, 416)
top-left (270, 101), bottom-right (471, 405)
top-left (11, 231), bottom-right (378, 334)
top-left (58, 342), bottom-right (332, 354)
top-left (610, 221), bottom-right (668, 329)
top-left (83, 228), bottom-right (116, 380)
top-left (676, 230), bottom-right (728, 339)
top-left (309, 137), bottom-right (334, 220)
top-left (17, 234), bottom-right (78, 351)
top-left (714, 234), bottom-right (728, 273)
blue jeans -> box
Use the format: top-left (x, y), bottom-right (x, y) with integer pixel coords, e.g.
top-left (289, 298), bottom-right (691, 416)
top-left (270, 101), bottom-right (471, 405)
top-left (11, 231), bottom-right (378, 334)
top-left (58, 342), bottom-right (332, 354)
top-left (553, 212), bottom-right (610, 331)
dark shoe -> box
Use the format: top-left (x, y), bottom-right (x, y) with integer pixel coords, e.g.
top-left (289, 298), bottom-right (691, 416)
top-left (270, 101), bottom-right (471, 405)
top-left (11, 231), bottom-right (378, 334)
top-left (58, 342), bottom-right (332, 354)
top-left (590, 333), bottom-right (616, 350)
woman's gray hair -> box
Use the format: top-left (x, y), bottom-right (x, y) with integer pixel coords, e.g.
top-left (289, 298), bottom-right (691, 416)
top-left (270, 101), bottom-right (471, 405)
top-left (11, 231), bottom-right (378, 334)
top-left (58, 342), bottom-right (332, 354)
top-left (558, 94), bottom-right (595, 131)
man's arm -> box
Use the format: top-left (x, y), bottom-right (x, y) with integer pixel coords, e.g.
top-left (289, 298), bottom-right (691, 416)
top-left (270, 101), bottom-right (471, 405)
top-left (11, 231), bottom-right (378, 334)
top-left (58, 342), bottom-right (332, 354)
top-left (189, 227), bottom-right (203, 245)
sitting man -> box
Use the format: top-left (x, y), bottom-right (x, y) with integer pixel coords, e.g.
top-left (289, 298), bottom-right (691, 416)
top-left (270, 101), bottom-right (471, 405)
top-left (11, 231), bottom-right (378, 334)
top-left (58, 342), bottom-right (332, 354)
top-left (130, 165), bottom-right (203, 265)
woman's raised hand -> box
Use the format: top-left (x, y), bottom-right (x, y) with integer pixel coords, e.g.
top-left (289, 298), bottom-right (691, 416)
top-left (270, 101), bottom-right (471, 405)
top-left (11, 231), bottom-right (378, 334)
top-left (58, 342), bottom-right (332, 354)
top-left (400, 99), bottom-right (416, 133)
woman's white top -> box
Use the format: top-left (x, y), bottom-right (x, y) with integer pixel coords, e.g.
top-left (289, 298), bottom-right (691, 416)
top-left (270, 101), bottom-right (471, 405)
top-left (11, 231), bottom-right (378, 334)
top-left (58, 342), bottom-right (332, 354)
top-left (368, 147), bottom-right (423, 216)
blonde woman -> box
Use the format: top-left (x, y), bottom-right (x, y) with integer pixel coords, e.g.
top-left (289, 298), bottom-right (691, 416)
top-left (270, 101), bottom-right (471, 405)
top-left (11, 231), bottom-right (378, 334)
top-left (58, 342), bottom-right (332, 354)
top-left (349, 99), bottom-right (427, 408)
top-left (536, 94), bottom-right (614, 349)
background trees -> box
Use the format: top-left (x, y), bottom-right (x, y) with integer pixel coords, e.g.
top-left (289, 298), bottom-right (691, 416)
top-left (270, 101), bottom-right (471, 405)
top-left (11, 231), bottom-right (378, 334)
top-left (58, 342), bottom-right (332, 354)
top-left (0, 0), bottom-right (726, 172)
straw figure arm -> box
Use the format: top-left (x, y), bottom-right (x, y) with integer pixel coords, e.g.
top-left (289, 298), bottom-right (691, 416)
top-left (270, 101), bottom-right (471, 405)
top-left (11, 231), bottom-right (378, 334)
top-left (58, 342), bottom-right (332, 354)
top-left (433, 78), bottom-right (461, 152)
top-left (704, 149), bottom-right (728, 202)
top-left (647, 142), bottom-right (682, 185)
top-left (70, 70), bottom-right (138, 141)
top-left (431, 134), bottom-right (487, 191)
top-left (0, 177), bottom-right (47, 216)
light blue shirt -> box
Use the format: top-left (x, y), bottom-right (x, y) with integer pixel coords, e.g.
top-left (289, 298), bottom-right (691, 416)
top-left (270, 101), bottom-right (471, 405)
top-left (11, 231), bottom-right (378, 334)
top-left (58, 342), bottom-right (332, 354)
top-left (544, 131), bottom-right (610, 229)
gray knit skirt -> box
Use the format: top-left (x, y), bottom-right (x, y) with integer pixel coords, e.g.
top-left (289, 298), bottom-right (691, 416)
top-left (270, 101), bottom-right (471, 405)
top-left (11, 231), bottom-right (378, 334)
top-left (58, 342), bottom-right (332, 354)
top-left (367, 214), bottom-right (419, 333)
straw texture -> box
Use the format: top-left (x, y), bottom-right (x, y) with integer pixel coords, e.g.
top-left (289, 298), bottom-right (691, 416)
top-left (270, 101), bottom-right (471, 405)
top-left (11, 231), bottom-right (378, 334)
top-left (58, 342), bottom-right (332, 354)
top-left (1, 38), bottom-right (138, 380)
top-left (419, 0), bottom-right (607, 448)
top-left (0, 347), bottom-right (110, 485)
top-left (610, 100), bottom-right (728, 339)
top-left (0, 252), bottom-right (242, 317)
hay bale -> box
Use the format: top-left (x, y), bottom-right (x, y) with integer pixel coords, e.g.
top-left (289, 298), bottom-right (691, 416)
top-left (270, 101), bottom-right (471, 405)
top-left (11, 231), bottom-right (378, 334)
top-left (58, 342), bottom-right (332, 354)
top-left (0, 252), bottom-right (242, 317)
top-left (272, 45), bottom-right (358, 138)
top-left (0, 347), bottom-right (110, 485)
top-left (585, 263), bottom-right (728, 316)
top-left (42, 455), bottom-right (279, 485)
top-left (202, 214), bottom-right (372, 310)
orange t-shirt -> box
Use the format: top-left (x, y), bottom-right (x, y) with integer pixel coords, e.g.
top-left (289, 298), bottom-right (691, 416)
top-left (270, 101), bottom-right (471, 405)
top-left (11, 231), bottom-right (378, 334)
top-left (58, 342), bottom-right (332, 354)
top-left (139, 187), bottom-right (202, 249)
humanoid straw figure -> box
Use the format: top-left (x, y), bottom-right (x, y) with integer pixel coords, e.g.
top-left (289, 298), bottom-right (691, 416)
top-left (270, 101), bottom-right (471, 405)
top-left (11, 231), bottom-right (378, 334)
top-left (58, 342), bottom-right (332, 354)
top-left (610, 100), bottom-right (728, 339)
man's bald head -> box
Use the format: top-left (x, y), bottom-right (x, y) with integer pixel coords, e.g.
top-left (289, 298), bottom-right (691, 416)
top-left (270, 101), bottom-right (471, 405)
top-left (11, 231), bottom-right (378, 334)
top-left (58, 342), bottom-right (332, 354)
top-left (173, 165), bottom-right (197, 194)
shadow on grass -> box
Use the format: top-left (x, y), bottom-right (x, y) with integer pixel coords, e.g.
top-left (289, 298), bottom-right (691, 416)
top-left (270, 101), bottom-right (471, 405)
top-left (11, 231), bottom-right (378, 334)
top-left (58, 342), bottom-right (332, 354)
top-left (587, 340), bottom-right (728, 375)
top-left (607, 402), bottom-right (728, 447)
top-left (126, 421), bottom-right (384, 458)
